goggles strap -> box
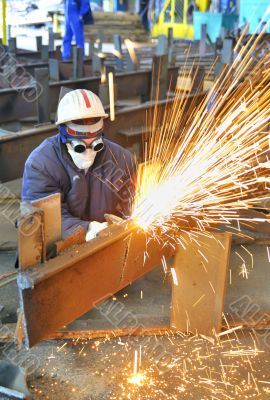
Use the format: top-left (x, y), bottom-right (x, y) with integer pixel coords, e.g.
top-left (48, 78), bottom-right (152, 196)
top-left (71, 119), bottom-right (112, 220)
top-left (58, 125), bottom-right (104, 141)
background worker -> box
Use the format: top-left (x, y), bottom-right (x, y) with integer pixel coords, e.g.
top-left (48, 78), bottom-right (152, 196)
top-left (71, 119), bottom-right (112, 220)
top-left (139, 0), bottom-right (151, 32)
top-left (62, 0), bottom-right (94, 61)
top-left (22, 89), bottom-right (136, 241)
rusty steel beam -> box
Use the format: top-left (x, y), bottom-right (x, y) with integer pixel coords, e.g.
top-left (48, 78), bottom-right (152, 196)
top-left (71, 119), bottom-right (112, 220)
top-left (15, 49), bottom-right (54, 60)
top-left (0, 325), bottom-right (176, 342)
top-left (16, 193), bottom-right (232, 348)
top-left (17, 221), bottom-right (173, 348)
top-left (3, 60), bottom-right (92, 80)
top-left (171, 232), bottom-right (231, 336)
top-left (0, 67), bottom-right (179, 123)
top-left (0, 92), bottom-right (206, 182)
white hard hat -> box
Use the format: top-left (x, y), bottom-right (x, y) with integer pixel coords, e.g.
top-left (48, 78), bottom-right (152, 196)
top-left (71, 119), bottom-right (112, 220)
top-left (55, 89), bottom-right (108, 125)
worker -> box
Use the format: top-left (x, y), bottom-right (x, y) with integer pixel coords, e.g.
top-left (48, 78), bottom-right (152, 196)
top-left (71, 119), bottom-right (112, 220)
top-left (22, 89), bottom-right (136, 241)
top-left (139, 0), bottom-right (151, 32)
top-left (62, 0), bottom-right (94, 61)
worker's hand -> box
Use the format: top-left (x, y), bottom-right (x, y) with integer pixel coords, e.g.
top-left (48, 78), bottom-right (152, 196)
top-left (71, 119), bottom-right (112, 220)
top-left (104, 214), bottom-right (125, 225)
top-left (85, 221), bottom-right (108, 242)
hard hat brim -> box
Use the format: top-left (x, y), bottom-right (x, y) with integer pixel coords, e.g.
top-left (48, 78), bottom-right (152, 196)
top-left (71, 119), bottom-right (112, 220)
top-left (56, 112), bottom-right (109, 126)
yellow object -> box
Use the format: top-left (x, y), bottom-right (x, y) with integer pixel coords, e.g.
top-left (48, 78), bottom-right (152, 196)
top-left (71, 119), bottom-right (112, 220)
top-left (53, 13), bottom-right (60, 34)
top-left (196, 0), bottom-right (209, 12)
top-left (108, 72), bottom-right (115, 121)
top-left (151, 0), bottom-right (209, 39)
top-left (151, 0), bottom-right (194, 39)
top-left (2, 0), bottom-right (7, 45)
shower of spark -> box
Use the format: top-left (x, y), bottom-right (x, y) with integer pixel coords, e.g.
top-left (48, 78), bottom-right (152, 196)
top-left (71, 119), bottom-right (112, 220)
top-left (128, 372), bottom-right (145, 386)
top-left (132, 23), bottom-right (270, 243)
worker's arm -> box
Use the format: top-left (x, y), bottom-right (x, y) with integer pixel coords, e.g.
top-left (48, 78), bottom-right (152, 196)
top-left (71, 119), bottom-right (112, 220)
top-left (79, 0), bottom-right (90, 17)
top-left (115, 153), bottom-right (137, 218)
top-left (22, 158), bottom-right (89, 239)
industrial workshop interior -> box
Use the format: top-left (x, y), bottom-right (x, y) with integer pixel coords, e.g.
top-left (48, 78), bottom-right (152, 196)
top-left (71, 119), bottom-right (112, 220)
top-left (1, 0), bottom-right (270, 398)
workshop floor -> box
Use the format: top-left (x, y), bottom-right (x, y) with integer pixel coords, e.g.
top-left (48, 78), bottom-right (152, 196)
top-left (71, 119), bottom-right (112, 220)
top-left (1, 179), bottom-right (270, 399)
top-left (2, 330), bottom-right (270, 400)
top-left (1, 242), bottom-right (270, 399)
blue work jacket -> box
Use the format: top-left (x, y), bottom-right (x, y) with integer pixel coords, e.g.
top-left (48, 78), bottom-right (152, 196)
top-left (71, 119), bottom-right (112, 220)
top-left (22, 134), bottom-right (136, 238)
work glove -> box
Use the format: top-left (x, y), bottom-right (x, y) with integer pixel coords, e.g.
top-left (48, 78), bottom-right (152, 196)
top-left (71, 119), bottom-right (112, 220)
top-left (85, 221), bottom-right (108, 242)
top-left (104, 214), bottom-right (125, 225)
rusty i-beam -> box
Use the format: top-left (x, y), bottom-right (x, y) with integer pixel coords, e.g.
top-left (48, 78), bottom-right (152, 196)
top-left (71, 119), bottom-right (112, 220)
top-left (17, 194), bottom-right (231, 349)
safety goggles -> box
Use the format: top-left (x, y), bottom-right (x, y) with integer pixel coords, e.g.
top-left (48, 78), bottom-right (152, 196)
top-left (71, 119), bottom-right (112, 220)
top-left (69, 136), bottom-right (104, 153)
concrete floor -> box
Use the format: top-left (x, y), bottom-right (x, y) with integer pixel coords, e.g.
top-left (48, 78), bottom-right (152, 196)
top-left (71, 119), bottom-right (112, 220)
top-left (1, 178), bottom-right (270, 398)
top-left (1, 330), bottom-right (270, 399)
top-left (1, 242), bottom-right (270, 399)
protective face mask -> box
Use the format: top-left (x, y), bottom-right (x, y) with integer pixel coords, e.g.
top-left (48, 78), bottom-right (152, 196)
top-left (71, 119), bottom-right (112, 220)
top-left (66, 143), bottom-right (97, 171)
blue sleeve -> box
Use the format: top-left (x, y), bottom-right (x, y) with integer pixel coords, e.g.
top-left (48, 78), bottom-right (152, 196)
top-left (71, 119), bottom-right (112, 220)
top-left (79, 0), bottom-right (90, 16)
top-left (22, 157), bottom-right (89, 239)
top-left (117, 152), bottom-right (137, 218)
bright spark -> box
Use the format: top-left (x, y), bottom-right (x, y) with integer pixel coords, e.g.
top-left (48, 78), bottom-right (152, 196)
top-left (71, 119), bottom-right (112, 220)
top-left (131, 24), bottom-right (270, 244)
top-left (128, 372), bottom-right (145, 386)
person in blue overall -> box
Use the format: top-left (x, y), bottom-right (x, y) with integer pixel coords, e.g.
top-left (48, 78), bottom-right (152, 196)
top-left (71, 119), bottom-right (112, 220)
top-left (62, 0), bottom-right (94, 61)
top-left (22, 89), bottom-right (136, 241)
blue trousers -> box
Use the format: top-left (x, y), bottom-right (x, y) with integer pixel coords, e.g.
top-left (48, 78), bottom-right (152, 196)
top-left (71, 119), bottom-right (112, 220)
top-left (62, 14), bottom-right (85, 60)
